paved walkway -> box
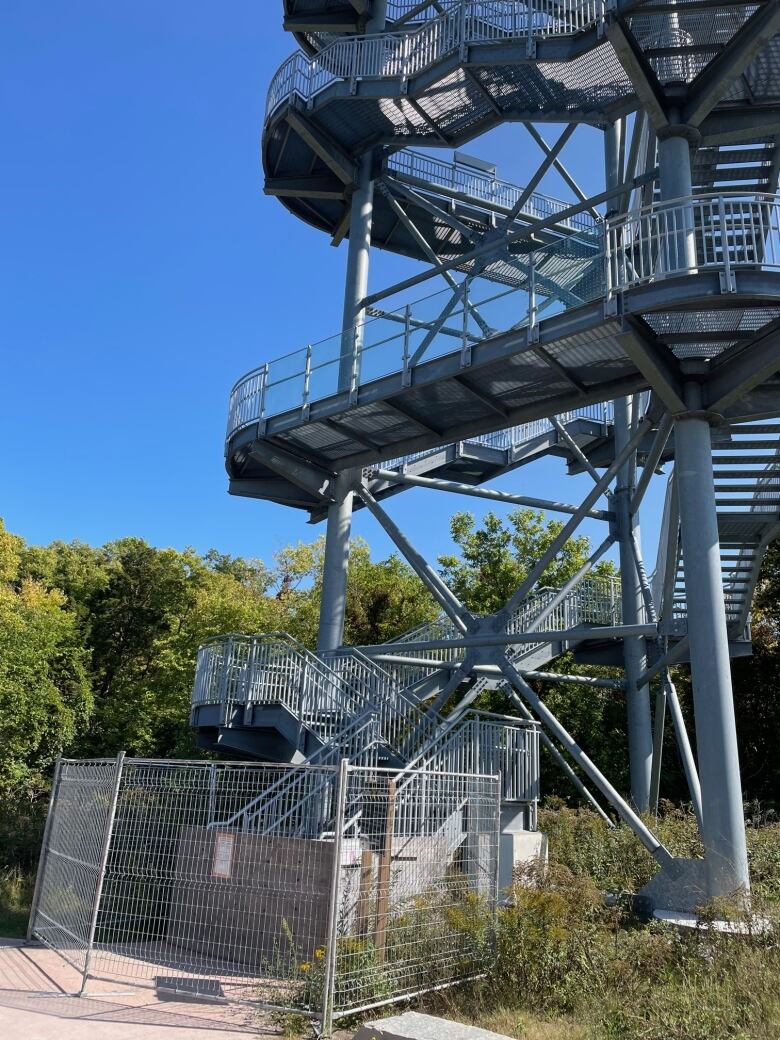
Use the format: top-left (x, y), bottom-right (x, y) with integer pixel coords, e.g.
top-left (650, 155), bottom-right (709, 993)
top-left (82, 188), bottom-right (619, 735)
top-left (0, 939), bottom-right (280, 1039)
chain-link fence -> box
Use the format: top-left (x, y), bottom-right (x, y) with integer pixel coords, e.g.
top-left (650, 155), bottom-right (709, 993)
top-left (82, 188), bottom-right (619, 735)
top-left (29, 756), bottom-right (500, 1032)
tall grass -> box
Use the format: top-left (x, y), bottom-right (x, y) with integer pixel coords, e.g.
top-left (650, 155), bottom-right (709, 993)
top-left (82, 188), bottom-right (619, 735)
top-left (0, 867), bottom-right (34, 939)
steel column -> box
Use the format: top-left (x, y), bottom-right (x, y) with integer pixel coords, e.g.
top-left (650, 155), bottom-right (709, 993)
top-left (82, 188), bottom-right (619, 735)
top-left (339, 152), bottom-right (375, 393)
top-left (615, 399), bottom-right (653, 811)
top-left (318, 471), bottom-right (356, 652)
top-left (675, 388), bottom-right (750, 898)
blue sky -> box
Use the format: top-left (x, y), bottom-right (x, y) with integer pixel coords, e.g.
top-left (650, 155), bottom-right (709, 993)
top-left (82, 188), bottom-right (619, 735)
top-left (1, 2), bottom-right (665, 571)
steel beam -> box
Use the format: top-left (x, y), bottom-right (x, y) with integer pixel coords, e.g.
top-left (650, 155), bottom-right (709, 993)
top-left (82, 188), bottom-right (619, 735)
top-left (501, 662), bottom-right (671, 862)
top-left (503, 416), bottom-right (652, 613)
top-left (368, 467), bottom-right (614, 521)
top-left (683, 3), bottom-right (780, 127)
top-left (354, 483), bottom-right (472, 633)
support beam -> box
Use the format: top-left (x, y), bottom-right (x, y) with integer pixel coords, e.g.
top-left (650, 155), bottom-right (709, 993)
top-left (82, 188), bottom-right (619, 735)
top-left (664, 675), bottom-right (704, 832)
top-left (683, 3), bottom-right (780, 127)
top-left (614, 395), bottom-right (653, 812)
top-left (354, 483), bottom-right (472, 633)
top-left (339, 152), bottom-right (375, 391)
top-left (247, 441), bottom-right (333, 501)
top-left (362, 168), bottom-right (658, 308)
top-left (524, 123), bottom-right (600, 219)
top-left (501, 662), bottom-right (671, 862)
top-left (615, 321), bottom-right (686, 414)
top-left (368, 467), bottom-right (614, 521)
top-left (630, 414), bottom-right (673, 515)
top-left (706, 321), bottom-right (780, 414)
top-left (503, 417), bottom-right (652, 613)
top-left (285, 110), bottom-right (356, 185)
top-left (605, 16), bottom-right (669, 129)
top-left (550, 415), bottom-right (601, 483)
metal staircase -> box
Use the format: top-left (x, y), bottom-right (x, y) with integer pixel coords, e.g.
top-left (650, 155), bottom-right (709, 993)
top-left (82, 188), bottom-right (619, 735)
top-left (196, 0), bottom-right (780, 908)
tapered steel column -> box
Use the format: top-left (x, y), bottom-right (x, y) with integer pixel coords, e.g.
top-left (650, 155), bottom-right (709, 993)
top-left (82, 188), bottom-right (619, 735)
top-left (675, 383), bottom-right (750, 899)
top-left (318, 471), bottom-right (355, 652)
top-left (323, 0), bottom-right (385, 651)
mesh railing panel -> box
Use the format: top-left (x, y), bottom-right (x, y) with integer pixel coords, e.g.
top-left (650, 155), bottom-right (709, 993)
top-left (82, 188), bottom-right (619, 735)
top-left (29, 759), bottom-right (501, 1027)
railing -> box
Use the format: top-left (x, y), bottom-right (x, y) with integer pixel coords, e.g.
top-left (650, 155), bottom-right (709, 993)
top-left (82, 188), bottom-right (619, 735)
top-left (227, 192), bottom-right (780, 442)
top-left (386, 150), bottom-right (599, 233)
top-left (226, 229), bottom-right (604, 439)
top-left (370, 402), bottom-right (613, 477)
top-left (267, 0), bottom-right (603, 118)
top-left (607, 192), bottom-right (780, 294)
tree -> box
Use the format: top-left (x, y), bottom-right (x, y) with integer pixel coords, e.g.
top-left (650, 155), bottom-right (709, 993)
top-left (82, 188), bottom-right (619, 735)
top-left (438, 509), bottom-right (615, 614)
top-left (0, 521), bottom-right (91, 798)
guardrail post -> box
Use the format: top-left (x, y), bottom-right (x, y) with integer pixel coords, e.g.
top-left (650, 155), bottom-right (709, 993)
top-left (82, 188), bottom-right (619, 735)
top-left (258, 363), bottom-right (269, 435)
top-left (402, 304), bottom-right (412, 386)
top-left (526, 0), bottom-right (536, 57)
top-left (80, 751), bottom-right (125, 996)
top-left (528, 253), bottom-right (539, 342)
top-left (460, 277), bottom-right (472, 366)
top-left (301, 344), bottom-right (313, 418)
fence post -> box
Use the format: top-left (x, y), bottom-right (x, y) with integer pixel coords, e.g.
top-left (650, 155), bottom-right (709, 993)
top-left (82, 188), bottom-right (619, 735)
top-left (26, 757), bottom-right (64, 942)
top-left (80, 751), bottom-right (125, 996)
top-left (374, 777), bottom-right (397, 964)
top-left (322, 758), bottom-right (349, 1037)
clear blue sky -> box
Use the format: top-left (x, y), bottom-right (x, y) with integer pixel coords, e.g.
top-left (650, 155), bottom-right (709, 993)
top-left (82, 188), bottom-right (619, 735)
top-left (1, 2), bottom-right (665, 570)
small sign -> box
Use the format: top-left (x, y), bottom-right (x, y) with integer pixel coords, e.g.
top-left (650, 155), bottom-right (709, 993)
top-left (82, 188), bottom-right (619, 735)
top-left (212, 833), bottom-right (235, 878)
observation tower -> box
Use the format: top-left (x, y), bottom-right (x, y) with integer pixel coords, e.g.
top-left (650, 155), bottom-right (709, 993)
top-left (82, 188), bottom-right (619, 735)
top-left (192, 0), bottom-right (780, 912)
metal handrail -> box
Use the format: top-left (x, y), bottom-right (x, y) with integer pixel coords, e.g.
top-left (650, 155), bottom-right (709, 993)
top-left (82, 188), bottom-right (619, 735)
top-left (267, 0), bottom-right (603, 119)
top-left (227, 192), bottom-right (780, 441)
top-left (386, 149), bottom-right (600, 233)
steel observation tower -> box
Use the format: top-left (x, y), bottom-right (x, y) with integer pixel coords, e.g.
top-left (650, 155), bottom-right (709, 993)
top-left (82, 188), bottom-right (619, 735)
top-left (190, 0), bottom-right (780, 913)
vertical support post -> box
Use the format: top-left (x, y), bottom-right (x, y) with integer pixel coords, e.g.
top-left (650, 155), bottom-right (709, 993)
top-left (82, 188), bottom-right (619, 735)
top-left (374, 777), bottom-right (397, 964)
top-left (322, 758), bottom-right (349, 1037)
top-left (614, 400), bottom-right (653, 811)
top-left (27, 757), bottom-right (64, 941)
top-left (80, 751), bottom-right (125, 996)
top-left (338, 152), bottom-right (375, 394)
top-left (675, 384), bottom-right (750, 899)
top-left (657, 128), bottom-right (698, 275)
top-left (605, 117), bottom-right (652, 812)
top-left (318, 470), bottom-right (357, 652)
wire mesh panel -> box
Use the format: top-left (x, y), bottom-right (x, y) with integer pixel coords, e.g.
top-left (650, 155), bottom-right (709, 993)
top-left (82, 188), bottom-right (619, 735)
top-left (29, 757), bottom-right (123, 976)
top-left (30, 758), bottom-right (501, 1029)
top-left (329, 767), bottom-right (500, 1023)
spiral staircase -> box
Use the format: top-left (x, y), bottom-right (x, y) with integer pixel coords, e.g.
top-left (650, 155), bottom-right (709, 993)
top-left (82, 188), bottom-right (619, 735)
top-left (191, 0), bottom-right (780, 908)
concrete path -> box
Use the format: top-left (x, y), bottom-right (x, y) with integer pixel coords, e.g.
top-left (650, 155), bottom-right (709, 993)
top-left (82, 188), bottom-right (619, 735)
top-left (0, 939), bottom-right (280, 1039)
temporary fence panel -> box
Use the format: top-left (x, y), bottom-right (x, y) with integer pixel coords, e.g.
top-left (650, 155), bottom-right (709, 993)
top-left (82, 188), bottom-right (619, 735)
top-left (28, 757), bottom-right (501, 1031)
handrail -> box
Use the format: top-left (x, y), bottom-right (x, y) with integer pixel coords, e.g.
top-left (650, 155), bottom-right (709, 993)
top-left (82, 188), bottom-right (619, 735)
top-left (267, 0), bottom-right (603, 119)
top-left (386, 149), bottom-right (600, 233)
top-left (227, 192), bottom-right (780, 441)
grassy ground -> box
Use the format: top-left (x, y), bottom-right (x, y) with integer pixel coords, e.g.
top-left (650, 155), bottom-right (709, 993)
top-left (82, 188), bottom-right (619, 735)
top-left (422, 804), bottom-right (780, 1040)
top-left (5, 806), bottom-right (780, 1039)
top-left (0, 868), bottom-right (34, 938)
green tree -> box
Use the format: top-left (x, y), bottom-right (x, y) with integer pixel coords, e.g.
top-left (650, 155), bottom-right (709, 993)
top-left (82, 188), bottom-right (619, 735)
top-left (438, 509), bottom-right (615, 614)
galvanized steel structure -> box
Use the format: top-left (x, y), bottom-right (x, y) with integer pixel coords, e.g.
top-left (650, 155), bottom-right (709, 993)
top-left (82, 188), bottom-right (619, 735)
top-left (198, 0), bottom-right (780, 912)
